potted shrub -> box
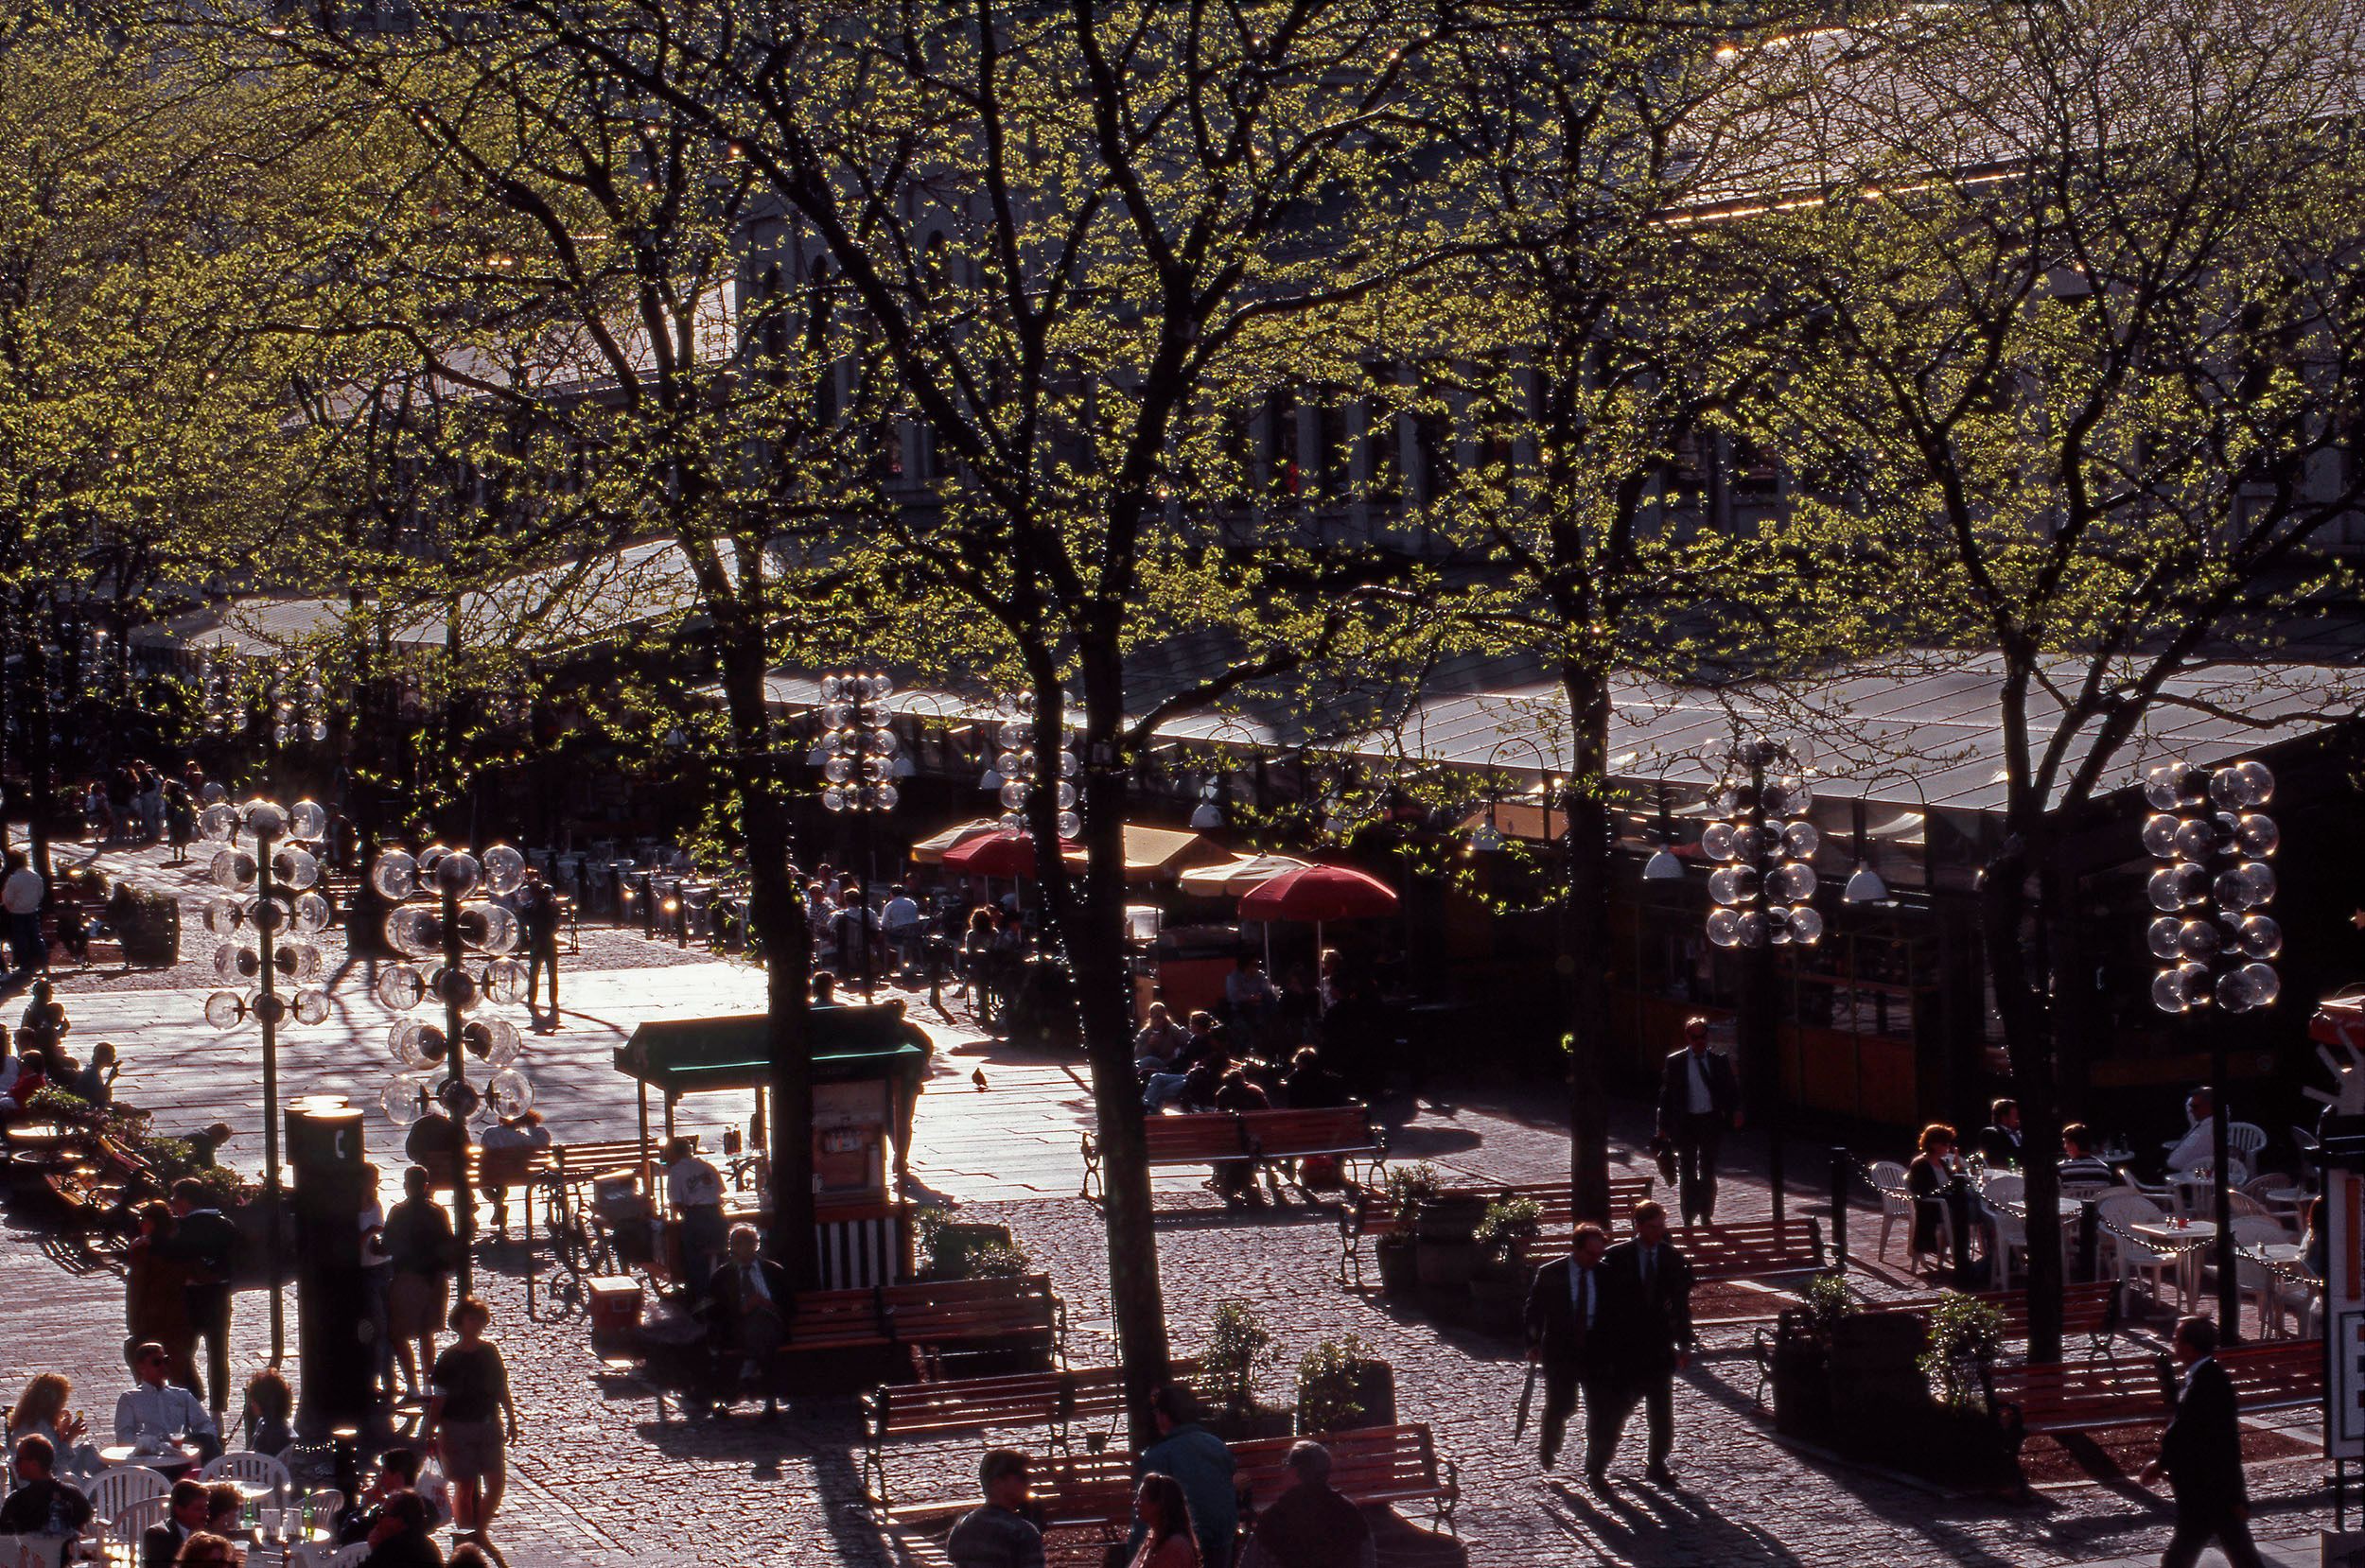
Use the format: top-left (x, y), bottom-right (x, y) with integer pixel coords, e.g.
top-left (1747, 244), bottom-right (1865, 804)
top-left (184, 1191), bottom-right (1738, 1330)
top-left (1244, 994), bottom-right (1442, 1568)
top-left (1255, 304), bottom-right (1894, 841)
top-left (1467, 1196), bottom-right (1542, 1336)
top-left (105, 881), bottom-right (179, 967)
top-left (1372, 1163), bottom-right (1437, 1298)
top-left (1200, 1300), bottom-right (1291, 1440)
top-left (1294, 1333), bottom-right (1395, 1435)
top-left (1766, 1272), bottom-right (1852, 1440)
top-left (1412, 1189), bottom-right (1490, 1297)
top-left (913, 1209), bottom-right (1022, 1280)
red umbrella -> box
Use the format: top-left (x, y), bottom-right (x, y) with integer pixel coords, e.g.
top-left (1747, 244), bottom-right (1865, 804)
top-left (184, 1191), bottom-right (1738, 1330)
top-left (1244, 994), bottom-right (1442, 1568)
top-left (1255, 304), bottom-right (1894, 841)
top-left (943, 830), bottom-right (1073, 880)
top-left (1237, 863), bottom-right (1398, 924)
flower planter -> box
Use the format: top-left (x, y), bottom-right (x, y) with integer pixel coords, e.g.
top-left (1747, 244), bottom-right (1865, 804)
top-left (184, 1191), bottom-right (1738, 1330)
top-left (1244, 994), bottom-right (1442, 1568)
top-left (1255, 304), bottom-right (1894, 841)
top-left (1412, 1195), bottom-right (1489, 1294)
top-left (1298, 1361), bottom-right (1396, 1436)
top-left (1374, 1236), bottom-right (1418, 1298)
top-left (1467, 1250), bottom-right (1531, 1338)
top-left (1206, 1402), bottom-right (1295, 1442)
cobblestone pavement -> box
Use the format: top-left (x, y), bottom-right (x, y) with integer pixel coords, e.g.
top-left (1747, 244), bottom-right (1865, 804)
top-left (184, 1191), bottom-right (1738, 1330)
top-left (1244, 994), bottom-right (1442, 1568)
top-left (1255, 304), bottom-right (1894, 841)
top-left (0, 839), bottom-right (2340, 1566)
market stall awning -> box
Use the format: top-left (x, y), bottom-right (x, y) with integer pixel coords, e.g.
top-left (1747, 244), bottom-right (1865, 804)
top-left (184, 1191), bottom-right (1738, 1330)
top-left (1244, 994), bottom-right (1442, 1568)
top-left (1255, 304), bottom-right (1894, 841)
top-left (911, 818), bottom-right (1001, 864)
top-left (1060, 824), bottom-right (1229, 883)
top-left (1177, 853), bottom-right (1313, 897)
top-left (618, 1004), bottom-right (930, 1096)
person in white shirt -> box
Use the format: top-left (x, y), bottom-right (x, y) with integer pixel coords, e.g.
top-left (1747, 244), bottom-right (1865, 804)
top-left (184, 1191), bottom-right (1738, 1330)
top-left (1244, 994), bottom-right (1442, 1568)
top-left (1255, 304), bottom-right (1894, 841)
top-left (881, 886), bottom-right (922, 971)
top-left (2164, 1089), bottom-right (2220, 1175)
top-left (2, 850), bottom-right (44, 975)
top-left (114, 1341), bottom-right (219, 1458)
top-left (664, 1138), bottom-right (727, 1308)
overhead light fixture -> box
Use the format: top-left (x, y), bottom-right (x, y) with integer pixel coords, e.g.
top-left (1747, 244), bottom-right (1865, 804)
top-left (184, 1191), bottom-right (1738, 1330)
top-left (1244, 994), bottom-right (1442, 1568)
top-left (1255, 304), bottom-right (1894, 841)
top-left (1471, 821), bottom-right (1504, 854)
top-left (1190, 800), bottom-right (1223, 830)
top-left (1642, 845), bottom-right (1685, 880)
top-left (1843, 863), bottom-right (1890, 904)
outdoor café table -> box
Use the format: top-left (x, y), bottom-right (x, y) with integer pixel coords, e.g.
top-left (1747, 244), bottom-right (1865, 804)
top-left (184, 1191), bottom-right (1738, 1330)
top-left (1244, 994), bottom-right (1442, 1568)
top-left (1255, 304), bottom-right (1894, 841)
top-left (97, 1442), bottom-right (200, 1476)
top-left (2131, 1218), bottom-right (2216, 1311)
top-left (2264, 1186), bottom-right (2311, 1223)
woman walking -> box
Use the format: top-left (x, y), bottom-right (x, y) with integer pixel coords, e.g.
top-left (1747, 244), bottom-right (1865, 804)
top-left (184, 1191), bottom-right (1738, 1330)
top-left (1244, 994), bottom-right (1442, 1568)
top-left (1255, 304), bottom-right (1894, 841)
top-left (427, 1298), bottom-right (521, 1557)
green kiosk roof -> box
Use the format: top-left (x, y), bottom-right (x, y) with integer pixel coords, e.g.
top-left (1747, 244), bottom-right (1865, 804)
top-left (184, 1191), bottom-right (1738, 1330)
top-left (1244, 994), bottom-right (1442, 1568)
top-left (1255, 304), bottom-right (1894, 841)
top-left (617, 1004), bottom-right (931, 1097)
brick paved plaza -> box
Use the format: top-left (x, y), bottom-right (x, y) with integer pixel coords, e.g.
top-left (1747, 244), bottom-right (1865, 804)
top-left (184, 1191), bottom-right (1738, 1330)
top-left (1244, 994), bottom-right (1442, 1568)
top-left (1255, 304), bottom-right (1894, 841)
top-left (1, 841), bottom-right (2340, 1567)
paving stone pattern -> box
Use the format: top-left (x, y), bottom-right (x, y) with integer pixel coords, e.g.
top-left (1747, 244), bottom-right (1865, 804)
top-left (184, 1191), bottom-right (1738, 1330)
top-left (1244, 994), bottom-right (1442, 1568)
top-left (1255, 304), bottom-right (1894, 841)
top-left (0, 838), bottom-right (2339, 1565)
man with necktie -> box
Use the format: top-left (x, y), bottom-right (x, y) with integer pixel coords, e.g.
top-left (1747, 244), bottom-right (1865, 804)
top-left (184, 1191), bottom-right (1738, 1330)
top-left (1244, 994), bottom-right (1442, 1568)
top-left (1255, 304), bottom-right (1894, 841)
top-left (1598, 1201), bottom-right (1696, 1485)
top-left (703, 1226), bottom-right (789, 1420)
top-left (2141, 1315), bottom-right (2265, 1568)
top-left (1522, 1223), bottom-right (1613, 1481)
top-left (1656, 1018), bottom-right (1741, 1226)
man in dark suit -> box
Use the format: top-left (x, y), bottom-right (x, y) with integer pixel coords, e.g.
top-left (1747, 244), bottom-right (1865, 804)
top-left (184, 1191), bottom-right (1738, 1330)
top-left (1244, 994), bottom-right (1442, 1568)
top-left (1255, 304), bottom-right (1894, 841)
top-left (1656, 1018), bottom-right (1741, 1226)
top-left (2140, 1315), bottom-right (2264, 1568)
top-left (1975, 1098), bottom-right (2023, 1169)
top-left (704, 1224), bottom-right (789, 1420)
top-left (1522, 1223), bottom-right (1614, 1481)
top-left (1597, 1201), bottom-right (1696, 1485)
top-left (142, 1478), bottom-right (209, 1568)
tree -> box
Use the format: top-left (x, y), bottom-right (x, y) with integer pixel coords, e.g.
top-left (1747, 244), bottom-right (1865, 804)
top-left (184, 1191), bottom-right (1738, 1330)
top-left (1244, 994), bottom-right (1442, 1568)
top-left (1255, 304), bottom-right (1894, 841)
top-left (198, 11), bottom-right (897, 1284)
top-left (0, 7), bottom-right (334, 880)
top-left (493, 0), bottom-right (1450, 1440)
top-left (1754, 0), bottom-right (2365, 1357)
top-left (1399, 3), bottom-right (1874, 1221)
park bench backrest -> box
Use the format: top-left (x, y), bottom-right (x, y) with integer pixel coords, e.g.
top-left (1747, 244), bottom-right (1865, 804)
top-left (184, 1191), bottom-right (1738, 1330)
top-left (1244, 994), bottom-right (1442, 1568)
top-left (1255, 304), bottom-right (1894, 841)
top-left (1683, 1218), bottom-right (1825, 1279)
top-left (1231, 1424), bottom-right (1445, 1510)
top-left (2216, 1340), bottom-right (2324, 1411)
top-left (1235, 1106), bottom-right (1379, 1159)
top-left (879, 1275), bottom-right (1060, 1348)
top-left (1990, 1354), bottom-right (2174, 1432)
top-left (786, 1285), bottom-right (892, 1348)
top-left (1139, 1114), bottom-right (1250, 1162)
top-left (1357, 1176), bottom-right (1655, 1243)
top-left (868, 1358), bottom-right (1204, 1440)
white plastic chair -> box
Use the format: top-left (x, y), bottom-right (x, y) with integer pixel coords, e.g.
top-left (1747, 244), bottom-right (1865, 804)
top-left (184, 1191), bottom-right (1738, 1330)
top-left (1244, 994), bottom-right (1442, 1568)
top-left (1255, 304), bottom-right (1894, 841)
top-left (201, 1450), bottom-right (291, 1505)
top-left (2099, 1193), bottom-right (2181, 1308)
top-left (0, 1536), bottom-right (68, 1568)
top-left (85, 1465), bottom-right (168, 1524)
top-left (1869, 1160), bottom-right (1915, 1262)
top-left (2227, 1122), bottom-right (2269, 1166)
top-left (1981, 1174), bottom-right (2028, 1286)
top-left (95, 1493), bottom-right (167, 1567)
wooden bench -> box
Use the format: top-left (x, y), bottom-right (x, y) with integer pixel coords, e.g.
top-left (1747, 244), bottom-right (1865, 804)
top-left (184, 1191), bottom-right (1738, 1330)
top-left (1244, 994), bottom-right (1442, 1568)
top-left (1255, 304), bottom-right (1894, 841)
top-left (1338, 1176), bottom-right (1656, 1286)
top-left (908, 1422), bottom-right (1459, 1535)
top-left (784, 1274), bottom-right (1062, 1364)
top-left (1854, 1281), bottom-right (2125, 1358)
top-left (2216, 1339), bottom-right (2323, 1413)
top-left (1986, 1352), bottom-right (2175, 1435)
top-left (862, 1359), bottom-right (1203, 1508)
top-left (1083, 1106), bottom-right (1383, 1203)
top-left (1234, 1422), bottom-right (1460, 1535)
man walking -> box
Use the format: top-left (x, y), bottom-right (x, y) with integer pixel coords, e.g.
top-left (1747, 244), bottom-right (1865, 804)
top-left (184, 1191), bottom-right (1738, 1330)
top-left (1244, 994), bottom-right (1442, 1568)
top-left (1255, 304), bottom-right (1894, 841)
top-left (1656, 1017), bottom-right (1740, 1226)
top-left (519, 869), bottom-right (563, 1032)
top-left (2141, 1315), bottom-right (2265, 1568)
top-left (3, 849), bottom-right (44, 976)
top-left (1523, 1222), bottom-right (1614, 1482)
top-left (1597, 1201), bottom-right (1695, 1485)
top-left (158, 1179), bottom-right (239, 1421)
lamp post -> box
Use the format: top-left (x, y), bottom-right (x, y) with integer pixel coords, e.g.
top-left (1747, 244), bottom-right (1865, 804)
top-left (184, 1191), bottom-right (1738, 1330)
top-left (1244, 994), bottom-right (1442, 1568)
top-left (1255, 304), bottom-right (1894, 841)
top-left (198, 793), bottom-right (334, 1365)
top-left (1701, 739), bottom-right (1824, 1229)
top-left (368, 842), bottom-right (536, 1297)
top-left (2144, 758), bottom-right (2281, 1336)
top-left (820, 673), bottom-right (903, 998)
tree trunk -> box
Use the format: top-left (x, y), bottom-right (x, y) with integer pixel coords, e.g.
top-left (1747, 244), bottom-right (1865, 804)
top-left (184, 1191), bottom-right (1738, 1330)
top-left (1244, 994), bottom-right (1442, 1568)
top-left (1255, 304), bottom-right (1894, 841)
top-left (1560, 664), bottom-right (1614, 1223)
top-left (715, 636), bottom-right (816, 1288)
top-left (1063, 640), bottom-right (1171, 1452)
top-left (1981, 831), bottom-right (2064, 1363)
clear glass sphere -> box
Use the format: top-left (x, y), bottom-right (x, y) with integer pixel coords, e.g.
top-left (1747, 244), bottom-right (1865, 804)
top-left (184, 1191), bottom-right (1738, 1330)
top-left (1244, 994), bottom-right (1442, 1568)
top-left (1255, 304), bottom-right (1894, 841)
top-left (2236, 915), bottom-right (2283, 960)
top-left (1730, 825), bottom-right (1770, 862)
top-left (2235, 814), bottom-right (2278, 858)
top-left (819, 674), bottom-right (845, 703)
top-left (1701, 823), bottom-right (1736, 862)
top-left (482, 844), bottom-right (526, 896)
top-left (2169, 818), bottom-right (2213, 862)
top-left (482, 958), bottom-right (529, 1006)
top-left (214, 945), bottom-right (260, 982)
top-left (475, 902), bottom-right (519, 955)
top-left (292, 893), bottom-right (331, 934)
top-left (2175, 919), bottom-right (2219, 962)
top-left (1054, 780), bottom-right (1077, 810)
top-left (2153, 966), bottom-right (2196, 1014)
top-left (1059, 751), bottom-right (1080, 779)
top-left (1708, 866), bottom-right (1758, 907)
top-left (1782, 822), bottom-right (1819, 859)
top-left (2237, 960), bottom-right (2280, 1008)
top-left (1736, 911), bottom-right (1768, 948)
top-left (436, 1077), bottom-right (482, 1123)
top-left (271, 846), bottom-right (320, 891)
top-left (2141, 814), bottom-right (2181, 860)
top-left (204, 991), bottom-right (245, 1029)
top-left (275, 943), bottom-right (324, 983)
top-left (210, 849), bottom-right (256, 891)
top-left (376, 965), bottom-right (426, 1012)
top-left (998, 812), bottom-right (1024, 833)
top-left (482, 1019), bottom-right (523, 1070)
top-left (292, 990), bottom-right (330, 1026)
top-left (243, 800), bottom-right (288, 839)
top-left (381, 1076), bottom-right (433, 1126)
top-left (372, 850), bottom-right (418, 901)
top-left (2144, 764), bottom-right (2183, 812)
top-left (999, 780), bottom-right (1029, 810)
top-left (824, 756), bottom-right (853, 784)
top-left (1789, 905), bottom-right (1825, 945)
top-left (434, 852), bottom-right (481, 897)
top-left (1707, 908), bottom-right (1742, 948)
top-left (249, 897), bottom-right (289, 934)
top-left (203, 898), bottom-right (243, 936)
top-left (288, 800), bottom-right (328, 841)
top-left (201, 782), bottom-right (227, 805)
top-left (432, 966), bottom-right (481, 1013)
top-left (2148, 916), bottom-right (2184, 960)
top-left (1771, 864), bottom-right (1816, 902)
top-left (875, 784), bottom-right (900, 810)
top-left (1057, 810), bottom-right (1081, 839)
top-left (2216, 862), bottom-right (2275, 910)
top-left (822, 788), bottom-right (848, 812)
top-left (200, 803), bottom-right (238, 842)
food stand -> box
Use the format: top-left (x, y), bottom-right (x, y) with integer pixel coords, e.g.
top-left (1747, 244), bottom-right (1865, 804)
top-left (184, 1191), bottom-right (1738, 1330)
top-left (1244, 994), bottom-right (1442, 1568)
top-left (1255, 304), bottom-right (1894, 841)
top-left (616, 1002), bottom-right (931, 1286)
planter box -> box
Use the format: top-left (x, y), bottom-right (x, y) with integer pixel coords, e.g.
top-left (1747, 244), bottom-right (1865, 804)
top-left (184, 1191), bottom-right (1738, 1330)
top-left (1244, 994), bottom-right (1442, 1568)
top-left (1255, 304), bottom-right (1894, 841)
top-left (1206, 1403), bottom-right (1294, 1443)
top-left (105, 883), bottom-right (179, 967)
top-left (1374, 1237), bottom-right (1417, 1298)
top-left (1468, 1263), bottom-right (1529, 1338)
top-left (1299, 1362), bottom-right (1396, 1435)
